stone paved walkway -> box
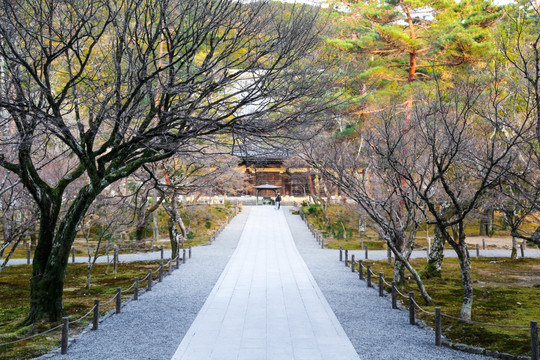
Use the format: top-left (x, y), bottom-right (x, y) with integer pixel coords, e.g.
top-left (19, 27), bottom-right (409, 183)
top-left (171, 206), bottom-right (360, 360)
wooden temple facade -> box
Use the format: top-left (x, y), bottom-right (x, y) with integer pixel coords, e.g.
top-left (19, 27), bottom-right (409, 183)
top-left (233, 144), bottom-right (311, 197)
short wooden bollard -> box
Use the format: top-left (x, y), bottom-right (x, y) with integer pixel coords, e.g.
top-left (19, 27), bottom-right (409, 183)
top-left (158, 263), bottom-right (163, 282)
top-left (351, 255), bottom-right (355, 272)
top-left (176, 254), bottom-right (180, 269)
top-left (532, 320), bottom-right (539, 360)
top-left (26, 243), bottom-right (31, 265)
top-left (339, 247), bottom-right (343, 262)
top-left (61, 317), bottom-right (69, 354)
top-left (92, 299), bottom-right (99, 331)
top-left (115, 287), bottom-right (121, 314)
top-left (520, 243), bottom-right (525, 258)
top-left (476, 243), bottom-right (480, 257)
top-left (134, 277), bottom-right (139, 301)
top-left (482, 238), bottom-right (486, 250)
top-left (113, 245), bottom-right (118, 273)
top-left (409, 292), bottom-right (415, 325)
top-left (147, 269), bottom-right (152, 291)
top-left (160, 245), bottom-right (164, 260)
top-left (365, 246), bottom-right (368, 259)
top-left (391, 282), bottom-right (397, 309)
top-left (358, 260), bottom-right (363, 280)
top-left (435, 307), bottom-right (442, 346)
top-left (378, 273), bottom-right (384, 297)
top-left (189, 246), bottom-right (192, 259)
top-left (183, 249), bottom-right (186, 264)
top-left (72, 248), bottom-right (75, 263)
top-left (321, 236), bottom-right (324, 249)
top-left (366, 265), bottom-right (372, 287)
top-left (344, 249), bottom-right (348, 267)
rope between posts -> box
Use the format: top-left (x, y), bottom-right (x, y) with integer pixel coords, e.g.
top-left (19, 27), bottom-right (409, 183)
top-left (0, 324), bottom-right (63, 347)
top-left (141, 272), bottom-right (150, 281)
top-left (102, 292), bottom-right (118, 306)
top-left (410, 296), bottom-right (435, 315)
top-left (124, 281), bottom-right (136, 292)
top-left (70, 304), bottom-right (97, 324)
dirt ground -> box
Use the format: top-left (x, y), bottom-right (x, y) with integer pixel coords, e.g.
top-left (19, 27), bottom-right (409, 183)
top-left (464, 236), bottom-right (526, 250)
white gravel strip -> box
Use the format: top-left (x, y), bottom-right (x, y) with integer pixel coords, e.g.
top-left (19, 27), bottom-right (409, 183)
top-left (37, 208), bottom-right (251, 360)
top-left (283, 208), bottom-right (493, 360)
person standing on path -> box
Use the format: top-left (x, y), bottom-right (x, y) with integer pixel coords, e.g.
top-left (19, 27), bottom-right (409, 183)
top-left (275, 192), bottom-right (282, 210)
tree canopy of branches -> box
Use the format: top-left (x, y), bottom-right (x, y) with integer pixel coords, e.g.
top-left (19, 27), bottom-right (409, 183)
top-left (0, 0), bottom-right (332, 323)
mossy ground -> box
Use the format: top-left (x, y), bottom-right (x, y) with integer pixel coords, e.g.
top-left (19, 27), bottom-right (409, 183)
top-left (302, 205), bottom-right (539, 251)
top-left (0, 262), bottom-right (163, 360)
top-left (6, 204), bottom-right (237, 259)
top-left (363, 257), bottom-right (540, 357)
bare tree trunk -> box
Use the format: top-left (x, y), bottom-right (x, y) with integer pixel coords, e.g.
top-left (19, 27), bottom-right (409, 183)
top-left (511, 234), bottom-right (518, 259)
top-left (452, 234), bottom-right (473, 321)
top-left (424, 227), bottom-right (445, 278)
top-left (151, 189), bottom-right (159, 250)
top-left (0, 238), bottom-right (22, 274)
top-left (387, 240), bottom-right (433, 305)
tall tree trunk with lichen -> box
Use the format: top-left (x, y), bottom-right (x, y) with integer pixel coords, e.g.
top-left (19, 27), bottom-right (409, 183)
top-left (423, 226), bottom-right (445, 278)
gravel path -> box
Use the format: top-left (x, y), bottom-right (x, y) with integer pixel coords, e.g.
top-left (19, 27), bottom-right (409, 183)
top-left (283, 208), bottom-right (492, 360)
top-left (38, 207), bottom-right (251, 360)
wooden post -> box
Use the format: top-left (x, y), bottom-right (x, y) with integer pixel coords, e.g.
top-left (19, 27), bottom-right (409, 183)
top-left (366, 265), bottom-right (372, 287)
top-left (183, 249), bottom-right (186, 264)
top-left (159, 263), bottom-right (163, 282)
top-left (189, 246), bottom-right (192, 259)
top-left (116, 287), bottom-right (121, 314)
top-left (113, 245), bottom-right (118, 273)
top-left (409, 292), bottom-right (415, 325)
top-left (61, 317), bottom-right (69, 354)
top-left (134, 278), bottom-right (139, 301)
top-left (26, 243), bottom-right (30, 265)
top-left (344, 249), bottom-right (348, 267)
top-left (358, 260), bottom-right (363, 280)
top-left (391, 282), bottom-right (397, 309)
top-left (482, 238), bottom-right (486, 250)
top-left (160, 245), bottom-right (164, 260)
top-left (72, 248), bottom-right (75, 263)
top-left (92, 300), bottom-right (99, 330)
top-left (351, 255), bottom-right (355, 272)
top-left (321, 236), bottom-right (324, 249)
top-left (476, 243), bottom-right (480, 257)
top-left (339, 247), bottom-right (343, 262)
top-left (148, 269), bottom-right (152, 291)
top-left (176, 253), bottom-right (180, 269)
top-left (532, 321), bottom-right (538, 360)
top-left (520, 243), bottom-right (525, 258)
top-left (365, 246), bottom-right (368, 260)
top-left (435, 307), bottom-right (442, 346)
top-left (379, 273), bottom-right (384, 297)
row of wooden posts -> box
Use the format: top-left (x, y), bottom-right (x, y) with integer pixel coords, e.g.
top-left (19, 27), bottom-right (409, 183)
top-left (338, 247), bottom-right (539, 360)
top-left (60, 248), bottom-right (191, 354)
top-left (60, 209), bottom-right (240, 354)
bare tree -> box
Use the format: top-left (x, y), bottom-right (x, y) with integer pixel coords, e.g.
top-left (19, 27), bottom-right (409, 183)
top-left (385, 72), bottom-right (534, 321)
top-left (304, 121), bottom-right (434, 305)
top-left (0, 0), bottom-right (332, 323)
